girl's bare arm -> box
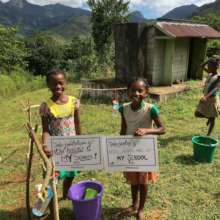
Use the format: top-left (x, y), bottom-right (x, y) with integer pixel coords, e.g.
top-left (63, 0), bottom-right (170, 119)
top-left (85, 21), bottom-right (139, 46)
top-left (135, 116), bottom-right (165, 136)
top-left (205, 81), bottom-right (220, 98)
top-left (120, 113), bottom-right (127, 135)
top-left (201, 60), bottom-right (208, 73)
top-left (74, 108), bottom-right (81, 135)
top-left (41, 116), bottom-right (52, 156)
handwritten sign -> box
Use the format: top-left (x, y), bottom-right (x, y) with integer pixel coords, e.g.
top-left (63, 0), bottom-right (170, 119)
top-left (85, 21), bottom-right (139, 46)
top-left (48, 135), bottom-right (158, 172)
top-left (48, 136), bottom-right (104, 171)
top-left (104, 136), bottom-right (158, 172)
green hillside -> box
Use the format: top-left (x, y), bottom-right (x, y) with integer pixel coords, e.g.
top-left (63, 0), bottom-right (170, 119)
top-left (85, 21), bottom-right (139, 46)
top-left (47, 15), bottom-right (92, 40)
top-left (0, 0), bottom-right (146, 40)
top-left (0, 0), bottom-right (91, 36)
top-left (198, 0), bottom-right (220, 16)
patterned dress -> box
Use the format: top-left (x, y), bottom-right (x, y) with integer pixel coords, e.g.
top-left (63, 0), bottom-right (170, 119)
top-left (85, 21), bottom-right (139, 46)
top-left (39, 95), bottom-right (79, 178)
top-left (119, 101), bottom-right (159, 185)
top-left (196, 73), bottom-right (220, 118)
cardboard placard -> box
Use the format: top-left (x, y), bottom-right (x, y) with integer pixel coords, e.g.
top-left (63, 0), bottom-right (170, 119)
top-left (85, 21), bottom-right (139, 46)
top-left (48, 136), bottom-right (104, 171)
top-left (104, 136), bottom-right (158, 172)
top-left (48, 135), bottom-right (158, 172)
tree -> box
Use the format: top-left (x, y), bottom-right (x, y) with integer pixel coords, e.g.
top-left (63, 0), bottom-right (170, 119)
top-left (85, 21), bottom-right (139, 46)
top-left (62, 36), bottom-right (99, 80)
top-left (25, 33), bottom-right (63, 75)
top-left (192, 13), bottom-right (220, 56)
top-left (0, 25), bottom-right (28, 74)
top-left (192, 13), bottom-right (220, 31)
top-left (87, 0), bottom-right (129, 63)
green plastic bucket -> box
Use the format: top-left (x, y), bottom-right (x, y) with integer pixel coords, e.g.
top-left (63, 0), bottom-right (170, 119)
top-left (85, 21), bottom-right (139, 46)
top-left (192, 136), bottom-right (218, 163)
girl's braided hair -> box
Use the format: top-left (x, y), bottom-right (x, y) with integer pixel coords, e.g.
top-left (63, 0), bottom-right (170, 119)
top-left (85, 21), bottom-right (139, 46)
top-left (46, 69), bottom-right (65, 84)
top-left (127, 77), bottom-right (150, 89)
top-left (208, 55), bottom-right (220, 68)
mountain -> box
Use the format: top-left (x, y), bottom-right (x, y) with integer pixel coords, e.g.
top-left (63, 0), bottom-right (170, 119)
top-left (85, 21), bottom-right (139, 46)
top-left (129, 11), bottom-right (147, 22)
top-left (197, 0), bottom-right (220, 16)
top-left (161, 4), bottom-right (199, 19)
top-left (48, 15), bottom-right (92, 40)
top-left (0, 0), bottom-right (91, 36)
top-left (0, 0), bottom-right (145, 39)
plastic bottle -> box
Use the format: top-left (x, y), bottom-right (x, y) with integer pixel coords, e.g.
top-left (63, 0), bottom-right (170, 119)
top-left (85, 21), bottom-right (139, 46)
top-left (112, 99), bottom-right (120, 117)
top-left (32, 185), bottom-right (53, 217)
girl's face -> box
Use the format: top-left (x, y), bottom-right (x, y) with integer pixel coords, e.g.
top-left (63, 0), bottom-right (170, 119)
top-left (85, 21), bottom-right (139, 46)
top-left (128, 80), bottom-right (148, 105)
top-left (47, 73), bottom-right (66, 97)
top-left (207, 63), bottom-right (218, 73)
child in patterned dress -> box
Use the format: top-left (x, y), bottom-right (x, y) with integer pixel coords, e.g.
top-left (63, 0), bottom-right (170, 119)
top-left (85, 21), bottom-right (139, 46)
top-left (39, 69), bottom-right (81, 199)
top-left (119, 78), bottom-right (165, 220)
top-left (195, 56), bottom-right (220, 135)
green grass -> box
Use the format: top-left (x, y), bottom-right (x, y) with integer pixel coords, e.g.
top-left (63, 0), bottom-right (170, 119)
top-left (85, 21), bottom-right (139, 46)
top-left (0, 81), bottom-right (220, 220)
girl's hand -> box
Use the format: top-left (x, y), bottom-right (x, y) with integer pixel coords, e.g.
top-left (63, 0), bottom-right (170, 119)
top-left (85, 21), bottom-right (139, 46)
top-left (200, 96), bottom-right (208, 102)
top-left (134, 128), bottom-right (150, 136)
top-left (42, 145), bottom-right (52, 157)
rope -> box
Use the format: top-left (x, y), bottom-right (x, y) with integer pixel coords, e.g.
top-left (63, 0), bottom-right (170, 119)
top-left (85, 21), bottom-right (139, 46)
top-left (80, 87), bottom-right (127, 91)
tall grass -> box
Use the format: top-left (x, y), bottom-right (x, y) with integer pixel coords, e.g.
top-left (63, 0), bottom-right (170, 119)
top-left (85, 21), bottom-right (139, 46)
top-left (0, 70), bottom-right (45, 100)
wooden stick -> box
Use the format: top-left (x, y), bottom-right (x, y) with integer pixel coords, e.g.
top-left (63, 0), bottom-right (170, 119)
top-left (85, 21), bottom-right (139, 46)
top-left (26, 124), bottom-right (38, 220)
top-left (24, 105), bottom-right (40, 111)
top-left (26, 100), bottom-right (32, 163)
top-left (51, 161), bottom-right (60, 220)
top-left (25, 123), bottom-right (52, 200)
top-left (27, 99), bottom-right (32, 125)
top-left (78, 88), bottom-right (83, 100)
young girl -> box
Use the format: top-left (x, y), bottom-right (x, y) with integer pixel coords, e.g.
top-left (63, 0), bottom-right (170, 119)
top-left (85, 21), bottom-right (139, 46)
top-left (119, 78), bottom-right (165, 220)
top-left (195, 56), bottom-right (220, 136)
top-left (39, 69), bottom-right (81, 199)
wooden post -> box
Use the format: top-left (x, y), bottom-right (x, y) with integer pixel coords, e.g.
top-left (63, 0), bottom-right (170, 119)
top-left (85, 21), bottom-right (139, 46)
top-left (25, 124), bottom-right (60, 220)
top-left (52, 164), bottom-right (60, 220)
top-left (26, 124), bottom-right (38, 220)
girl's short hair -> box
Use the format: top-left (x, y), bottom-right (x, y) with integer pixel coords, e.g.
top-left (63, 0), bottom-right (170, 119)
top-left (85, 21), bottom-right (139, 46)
top-left (46, 69), bottom-right (65, 84)
top-left (127, 77), bottom-right (149, 89)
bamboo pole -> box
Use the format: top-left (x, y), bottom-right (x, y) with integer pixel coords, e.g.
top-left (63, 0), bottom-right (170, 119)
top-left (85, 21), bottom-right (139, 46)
top-left (25, 123), bottom-right (60, 220)
top-left (51, 162), bottom-right (60, 220)
top-left (26, 100), bottom-right (34, 220)
top-left (26, 123), bottom-right (52, 203)
top-left (26, 124), bottom-right (38, 220)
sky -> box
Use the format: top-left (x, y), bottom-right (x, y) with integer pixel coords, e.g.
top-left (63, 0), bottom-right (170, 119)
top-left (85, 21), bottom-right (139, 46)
top-left (0, 0), bottom-right (216, 18)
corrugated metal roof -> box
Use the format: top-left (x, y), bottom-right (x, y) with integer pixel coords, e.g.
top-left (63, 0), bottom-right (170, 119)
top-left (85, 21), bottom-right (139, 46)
top-left (155, 22), bottom-right (220, 38)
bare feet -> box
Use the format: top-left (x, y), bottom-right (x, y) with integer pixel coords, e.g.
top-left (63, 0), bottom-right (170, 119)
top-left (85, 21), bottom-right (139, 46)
top-left (137, 209), bottom-right (145, 220)
top-left (123, 205), bottom-right (138, 214)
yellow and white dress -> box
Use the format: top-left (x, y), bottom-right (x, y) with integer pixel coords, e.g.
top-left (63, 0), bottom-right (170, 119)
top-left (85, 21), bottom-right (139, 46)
top-left (40, 96), bottom-right (79, 136)
top-left (39, 95), bottom-right (79, 178)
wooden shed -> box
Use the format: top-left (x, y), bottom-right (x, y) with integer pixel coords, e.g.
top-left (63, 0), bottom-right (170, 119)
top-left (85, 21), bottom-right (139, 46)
top-left (114, 21), bottom-right (220, 86)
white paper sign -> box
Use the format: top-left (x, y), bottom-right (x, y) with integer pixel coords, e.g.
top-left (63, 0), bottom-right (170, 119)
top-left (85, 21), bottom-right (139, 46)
top-left (48, 135), bottom-right (158, 172)
top-left (104, 135), bottom-right (158, 172)
top-left (48, 136), bottom-right (104, 171)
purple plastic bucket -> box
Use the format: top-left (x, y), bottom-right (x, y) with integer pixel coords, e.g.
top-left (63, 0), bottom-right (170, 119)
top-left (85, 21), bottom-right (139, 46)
top-left (68, 180), bottom-right (104, 220)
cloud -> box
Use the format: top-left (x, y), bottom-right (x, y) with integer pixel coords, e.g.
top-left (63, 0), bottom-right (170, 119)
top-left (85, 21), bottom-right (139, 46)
top-left (129, 0), bottom-right (215, 16)
top-left (29, 0), bottom-right (85, 8)
top-left (0, 0), bottom-right (216, 17)
top-left (1, 0), bottom-right (86, 8)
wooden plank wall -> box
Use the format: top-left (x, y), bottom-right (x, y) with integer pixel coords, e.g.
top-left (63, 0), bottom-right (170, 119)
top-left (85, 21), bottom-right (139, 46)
top-left (172, 39), bottom-right (190, 83)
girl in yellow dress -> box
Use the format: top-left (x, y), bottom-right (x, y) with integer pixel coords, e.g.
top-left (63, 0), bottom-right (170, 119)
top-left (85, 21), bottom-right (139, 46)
top-left (39, 69), bottom-right (81, 199)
